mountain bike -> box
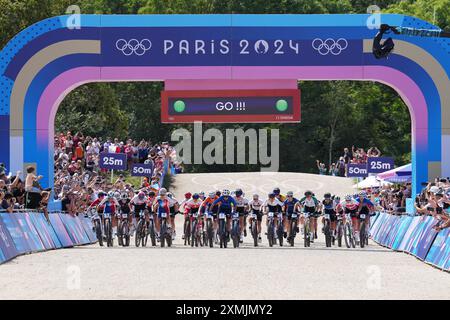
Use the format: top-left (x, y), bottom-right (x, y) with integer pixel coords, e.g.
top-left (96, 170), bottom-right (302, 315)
top-left (288, 212), bottom-right (299, 247)
top-left (183, 213), bottom-right (191, 246)
top-left (160, 211), bottom-right (172, 248)
top-left (303, 212), bottom-right (311, 247)
top-left (276, 213), bottom-right (284, 247)
top-left (249, 211), bottom-right (259, 247)
top-left (90, 209), bottom-right (103, 247)
top-left (323, 212), bottom-right (332, 248)
top-left (191, 211), bottom-right (204, 247)
top-left (117, 211), bottom-right (130, 247)
top-left (148, 212), bottom-right (157, 247)
top-left (103, 211), bottom-right (113, 247)
top-left (266, 212), bottom-right (276, 247)
top-left (205, 211), bottom-right (215, 248)
top-left (336, 214), bottom-right (345, 247)
top-left (231, 212), bottom-right (240, 248)
top-left (344, 214), bottom-right (355, 248)
top-left (135, 210), bottom-right (148, 247)
top-left (358, 212), bottom-right (368, 248)
top-left (218, 212), bottom-right (228, 249)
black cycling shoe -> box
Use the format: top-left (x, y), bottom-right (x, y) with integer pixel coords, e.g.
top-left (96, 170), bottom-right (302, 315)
top-left (314, 232), bottom-right (318, 239)
top-left (244, 229), bottom-right (247, 237)
top-left (283, 232), bottom-right (287, 239)
top-left (296, 227), bottom-right (300, 233)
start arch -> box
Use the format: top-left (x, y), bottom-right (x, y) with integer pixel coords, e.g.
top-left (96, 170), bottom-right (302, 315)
top-left (0, 13), bottom-right (449, 194)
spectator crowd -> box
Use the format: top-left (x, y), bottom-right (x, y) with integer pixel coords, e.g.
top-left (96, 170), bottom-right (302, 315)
top-left (317, 146), bottom-right (382, 177)
top-left (0, 132), bottom-right (176, 216)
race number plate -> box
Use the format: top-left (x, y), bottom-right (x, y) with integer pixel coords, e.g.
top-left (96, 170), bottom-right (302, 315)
top-left (104, 213), bottom-right (110, 219)
top-left (324, 214), bottom-right (330, 220)
top-left (291, 214), bottom-right (298, 218)
top-left (233, 213), bottom-right (239, 219)
top-left (252, 214), bottom-right (258, 219)
top-left (360, 214), bottom-right (366, 219)
top-left (268, 212), bottom-right (274, 217)
top-left (219, 213), bottom-right (226, 219)
top-left (122, 214), bottom-right (128, 219)
top-left (161, 212), bottom-right (167, 218)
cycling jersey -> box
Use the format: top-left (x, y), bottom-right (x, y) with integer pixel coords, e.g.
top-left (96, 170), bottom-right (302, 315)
top-left (119, 200), bottom-right (131, 214)
top-left (300, 196), bottom-right (319, 208)
top-left (212, 196), bottom-right (237, 214)
top-left (249, 199), bottom-right (263, 211)
top-left (322, 198), bottom-right (334, 210)
top-left (155, 196), bottom-right (170, 218)
top-left (200, 196), bottom-right (218, 213)
top-left (356, 197), bottom-right (374, 215)
top-left (184, 199), bottom-right (203, 215)
top-left (263, 198), bottom-right (284, 213)
top-left (283, 198), bottom-right (299, 214)
top-left (103, 200), bottom-right (117, 214)
top-left (234, 196), bottom-right (249, 215)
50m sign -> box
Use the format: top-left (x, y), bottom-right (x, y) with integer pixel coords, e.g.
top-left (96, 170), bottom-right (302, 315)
top-left (100, 153), bottom-right (127, 171)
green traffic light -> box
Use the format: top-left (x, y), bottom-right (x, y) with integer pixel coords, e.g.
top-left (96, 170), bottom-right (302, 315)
top-left (276, 99), bottom-right (288, 112)
top-left (174, 100), bottom-right (186, 113)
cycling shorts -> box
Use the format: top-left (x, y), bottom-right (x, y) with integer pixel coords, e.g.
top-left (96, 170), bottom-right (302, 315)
top-left (345, 208), bottom-right (358, 218)
top-left (250, 210), bottom-right (263, 222)
top-left (134, 204), bottom-right (146, 218)
top-left (324, 208), bottom-right (337, 222)
top-left (303, 206), bottom-right (316, 214)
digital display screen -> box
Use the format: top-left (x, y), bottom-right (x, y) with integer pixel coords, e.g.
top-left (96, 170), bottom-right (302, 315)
top-left (161, 89), bottom-right (301, 123)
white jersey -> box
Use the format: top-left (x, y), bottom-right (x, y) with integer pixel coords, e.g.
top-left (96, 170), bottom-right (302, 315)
top-left (249, 199), bottom-right (263, 211)
top-left (262, 198), bottom-right (284, 210)
top-left (234, 196), bottom-right (249, 207)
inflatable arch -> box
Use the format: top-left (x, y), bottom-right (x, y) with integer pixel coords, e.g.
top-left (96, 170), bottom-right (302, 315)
top-left (0, 14), bottom-right (449, 194)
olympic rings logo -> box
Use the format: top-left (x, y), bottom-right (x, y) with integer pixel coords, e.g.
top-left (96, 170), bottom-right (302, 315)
top-left (312, 38), bottom-right (348, 56)
top-left (115, 39), bottom-right (152, 56)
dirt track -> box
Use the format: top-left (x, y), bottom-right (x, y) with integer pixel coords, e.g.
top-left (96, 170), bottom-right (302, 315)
top-left (0, 172), bottom-right (448, 300)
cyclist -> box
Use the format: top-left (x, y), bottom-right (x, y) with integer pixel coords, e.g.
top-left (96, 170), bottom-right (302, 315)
top-left (153, 188), bottom-right (171, 241)
top-left (355, 191), bottom-right (375, 244)
top-left (322, 193), bottom-right (338, 240)
top-left (98, 191), bottom-right (120, 239)
top-left (199, 191), bottom-right (206, 202)
top-left (340, 194), bottom-right (360, 241)
top-left (167, 192), bottom-right (179, 240)
top-left (184, 193), bottom-right (204, 239)
top-left (248, 194), bottom-right (264, 243)
top-left (298, 191), bottom-right (320, 243)
top-left (234, 188), bottom-right (249, 243)
top-left (211, 189), bottom-right (237, 240)
top-left (283, 191), bottom-right (299, 238)
top-left (118, 193), bottom-right (132, 232)
top-left (262, 193), bottom-right (284, 239)
top-left (200, 191), bottom-right (219, 242)
top-left (130, 191), bottom-right (148, 233)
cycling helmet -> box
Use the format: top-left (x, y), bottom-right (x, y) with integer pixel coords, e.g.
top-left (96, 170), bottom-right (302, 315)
top-left (199, 191), bottom-right (205, 197)
top-left (268, 193), bottom-right (275, 198)
top-left (304, 191), bottom-right (312, 197)
top-left (184, 192), bottom-right (192, 199)
top-left (223, 189), bottom-right (231, 196)
top-left (192, 193), bottom-right (200, 200)
top-left (114, 191), bottom-right (121, 199)
top-left (273, 188), bottom-right (281, 195)
top-left (167, 192), bottom-right (173, 199)
top-left (159, 188), bottom-right (167, 196)
top-left (216, 190), bottom-right (222, 197)
top-left (208, 191), bottom-right (216, 198)
top-left (358, 191), bottom-right (367, 198)
top-left (98, 191), bottom-right (106, 198)
top-left (324, 193), bottom-right (332, 199)
top-left (121, 193), bottom-right (128, 200)
top-left (148, 191), bottom-right (156, 197)
top-left (334, 196), bottom-right (341, 201)
top-left (253, 194), bottom-right (259, 199)
top-left (345, 195), bottom-right (353, 201)
top-left (287, 191), bottom-right (294, 197)
top-left (138, 191), bottom-right (145, 199)
top-left (235, 189), bottom-right (243, 197)
top-left (107, 191), bottom-right (114, 198)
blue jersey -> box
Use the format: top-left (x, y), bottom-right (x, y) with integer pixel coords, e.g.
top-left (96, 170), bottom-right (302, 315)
top-left (283, 198), bottom-right (298, 214)
top-left (212, 196), bottom-right (237, 213)
top-left (355, 197), bottom-right (374, 207)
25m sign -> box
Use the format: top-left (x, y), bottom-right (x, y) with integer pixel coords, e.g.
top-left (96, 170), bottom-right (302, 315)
top-left (99, 153), bottom-right (127, 171)
top-left (367, 157), bottom-right (395, 174)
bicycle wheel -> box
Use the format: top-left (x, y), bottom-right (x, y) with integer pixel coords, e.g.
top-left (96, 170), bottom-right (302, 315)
top-left (95, 221), bottom-right (103, 247)
top-left (252, 221), bottom-right (258, 247)
top-left (336, 222), bottom-right (343, 247)
top-left (149, 220), bottom-right (156, 247)
top-left (142, 223), bottom-right (148, 247)
top-left (232, 221), bottom-right (239, 248)
top-left (184, 219), bottom-right (191, 246)
top-left (207, 220), bottom-right (214, 248)
top-left (117, 221), bottom-right (124, 246)
top-left (123, 222), bottom-right (130, 247)
top-left (191, 220), bottom-right (197, 247)
top-left (324, 221), bottom-right (332, 248)
top-left (304, 222), bottom-right (310, 247)
top-left (359, 221), bottom-right (366, 248)
top-left (135, 219), bottom-right (143, 247)
top-left (277, 224), bottom-right (284, 247)
top-left (105, 220), bottom-right (113, 247)
top-left (161, 221), bottom-right (166, 248)
top-left (344, 223), bottom-right (352, 248)
top-left (290, 220), bottom-right (297, 247)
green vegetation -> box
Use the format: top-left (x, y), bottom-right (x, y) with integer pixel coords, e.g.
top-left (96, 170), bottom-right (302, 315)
top-left (2, 0), bottom-right (446, 173)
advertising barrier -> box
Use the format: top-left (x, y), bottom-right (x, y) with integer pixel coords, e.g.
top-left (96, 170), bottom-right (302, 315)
top-left (47, 213), bottom-right (74, 248)
top-left (14, 213), bottom-right (46, 253)
top-left (370, 212), bottom-right (449, 271)
top-left (28, 212), bottom-right (62, 250)
top-left (0, 216), bottom-right (19, 262)
top-left (0, 212), bottom-right (97, 265)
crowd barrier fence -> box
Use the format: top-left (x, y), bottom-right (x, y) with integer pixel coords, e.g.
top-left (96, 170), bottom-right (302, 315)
top-left (0, 212), bottom-right (97, 265)
top-left (369, 212), bottom-right (449, 272)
